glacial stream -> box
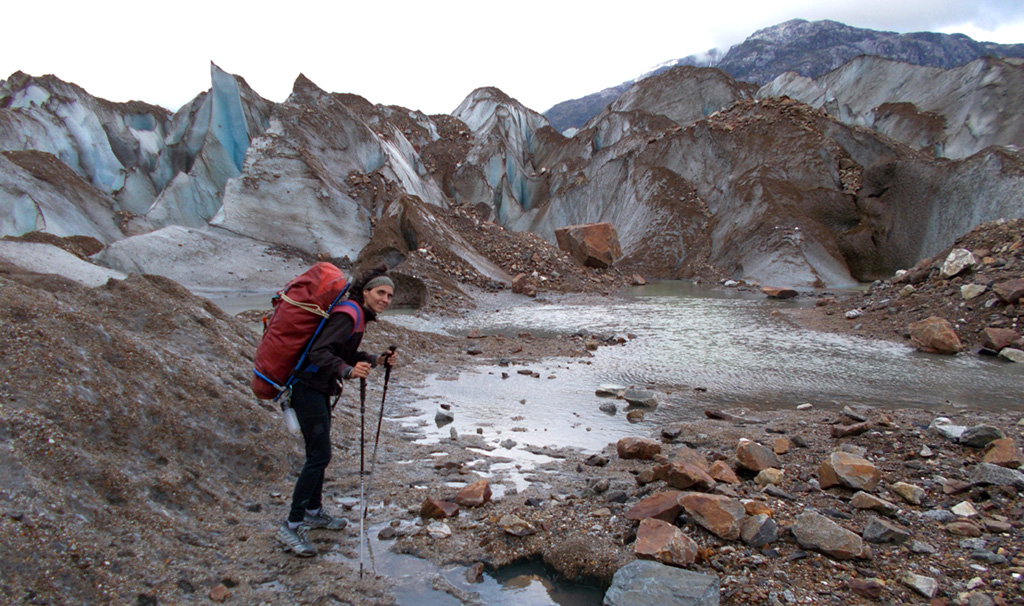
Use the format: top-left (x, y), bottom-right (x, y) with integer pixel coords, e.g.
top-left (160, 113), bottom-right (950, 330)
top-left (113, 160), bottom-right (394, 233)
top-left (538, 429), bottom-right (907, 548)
top-left (395, 281), bottom-right (1024, 454)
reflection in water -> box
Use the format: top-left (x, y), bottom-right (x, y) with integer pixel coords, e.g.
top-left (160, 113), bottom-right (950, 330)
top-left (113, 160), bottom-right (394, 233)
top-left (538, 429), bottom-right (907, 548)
top-left (399, 282), bottom-right (1024, 460)
top-left (363, 524), bottom-right (603, 606)
top-left (428, 282), bottom-right (1024, 411)
top-left (488, 561), bottom-right (604, 605)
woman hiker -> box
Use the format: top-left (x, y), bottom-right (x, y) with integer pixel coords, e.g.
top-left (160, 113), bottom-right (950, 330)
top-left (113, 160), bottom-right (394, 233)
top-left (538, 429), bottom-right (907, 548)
top-left (276, 265), bottom-right (398, 557)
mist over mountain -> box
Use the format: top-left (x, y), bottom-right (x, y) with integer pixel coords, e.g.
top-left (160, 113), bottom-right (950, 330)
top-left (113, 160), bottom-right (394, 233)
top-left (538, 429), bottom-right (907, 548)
top-left (545, 19), bottom-right (1024, 132)
top-left (1, 19), bottom-right (1023, 295)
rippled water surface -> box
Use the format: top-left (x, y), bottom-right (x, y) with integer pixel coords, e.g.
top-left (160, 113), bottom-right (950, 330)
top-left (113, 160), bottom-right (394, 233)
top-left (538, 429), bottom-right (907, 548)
top-left (395, 281), bottom-right (1024, 455)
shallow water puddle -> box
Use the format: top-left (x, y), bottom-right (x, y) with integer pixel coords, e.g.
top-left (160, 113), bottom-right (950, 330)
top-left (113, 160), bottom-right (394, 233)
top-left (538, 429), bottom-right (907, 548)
top-left (354, 523), bottom-right (603, 605)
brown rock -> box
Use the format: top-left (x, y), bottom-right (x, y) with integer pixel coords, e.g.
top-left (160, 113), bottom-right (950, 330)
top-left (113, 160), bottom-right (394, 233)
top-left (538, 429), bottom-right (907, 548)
top-left (982, 438), bottom-right (1024, 468)
top-left (891, 481), bottom-right (927, 505)
top-left (908, 316), bottom-right (962, 354)
top-left (993, 279), bottom-right (1024, 304)
top-left (454, 479), bottom-right (492, 507)
top-left (421, 497), bottom-right (460, 519)
top-left (511, 273), bottom-right (538, 297)
top-left (831, 421), bottom-right (872, 438)
top-left (754, 468), bottom-right (784, 486)
top-left (498, 514), bottom-right (535, 537)
top-left (624, 490), bottom-right (684, 523)
top-left (625, 409), bottom-right (645, 424)
top-left (666, 446), bottom-right (710, 471)
top-left (553, 222), bottom-right (623, 269)
top-left (818, 451), bottom-right (881, 491)
top-left (635, 518), bottom-right (698, 566)
top-left (709, 460), bottom-right (740, 484)
top-left (762, 287), bottom-right (798, 299)
top-left (773, 437), bottom-right (790, 455)
top-left (743, 500), bottom-right (773, 517)
top-left (944, 521), bottom-right (982, 537)
top-left (654, 461), bottom-right (716, 491)
top-left (617, 437), bottom-right (662, 460)
top-left (736, 439), bottom-right (781, 472)
top-left (851, 491), bottom-right (899, 517)
top-left (982, 327), bottom-right (1020, 351)
top-left (678, 493), bottom-right (746, 540)
top-left (848, 578), bottom-right (884, 599)
top-left (210, 584), bottom-right (232, 603)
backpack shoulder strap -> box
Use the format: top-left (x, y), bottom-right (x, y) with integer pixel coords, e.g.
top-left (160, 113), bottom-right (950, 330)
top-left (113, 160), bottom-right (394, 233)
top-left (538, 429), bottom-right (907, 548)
top-left (331, 300), bottom-right (365, 335)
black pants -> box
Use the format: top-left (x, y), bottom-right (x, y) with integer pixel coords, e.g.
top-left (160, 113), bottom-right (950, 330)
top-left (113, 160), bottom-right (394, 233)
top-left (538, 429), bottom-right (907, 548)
top-left (287, 382), bottom-right (332, 524)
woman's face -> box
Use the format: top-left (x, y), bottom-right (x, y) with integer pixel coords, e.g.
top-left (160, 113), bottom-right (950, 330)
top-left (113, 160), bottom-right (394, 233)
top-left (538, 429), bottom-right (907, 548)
top-left (363, 285), bottom-right (394, 314)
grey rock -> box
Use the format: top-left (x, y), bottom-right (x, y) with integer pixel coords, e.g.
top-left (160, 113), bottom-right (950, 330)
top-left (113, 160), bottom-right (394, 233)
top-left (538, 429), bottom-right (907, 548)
top-left (606, 490), bottom-right (629, 504)
top-left (909, 540), bottom-right (937, 554)
top-left (968, 594), bottom-right (997, 606)
top-left (902, 573), bottom-right (939, 598)
top-left (971, 549), bottom-right (1007, 565)
top-left (603, 560), bottom-right (719, 606)
top-left (624, 389), bottom-right (659, 408)
top-left (791, 512), bottom-right (868, 560)
top-left (959, 425), bottom-right (1006, 448)
top-left (841, 406), bottom-right (868, 422)
top-left (596, 383), bottom-right (628, 397)
top-left (959, 538), bottom-right (987, 550)
top-left (599, 402), bottom-right (618, 415)
top-left (1000, 348), bottom-right (1024, 363)
top-left (435, 408), bottom-right (454, 426)
top-left (862, 516), bottom-right (910, 544)
top-left (969, 463), bottom-right (1024, 489)
top-left (921, 509), bottom-right (957, 523)
top-left (929, 417), bottom-right (967, 440)
top-left (740, 514), bottom-right (779, 548)
top-left (762, 485), bottom-right (797, 500)
top-left (941, 248), bottom-right (975, 278)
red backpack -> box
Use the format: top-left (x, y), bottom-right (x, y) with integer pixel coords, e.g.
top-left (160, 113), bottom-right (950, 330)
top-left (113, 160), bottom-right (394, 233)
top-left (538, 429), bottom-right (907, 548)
top-left (251, 262), bottom-right (363, 400)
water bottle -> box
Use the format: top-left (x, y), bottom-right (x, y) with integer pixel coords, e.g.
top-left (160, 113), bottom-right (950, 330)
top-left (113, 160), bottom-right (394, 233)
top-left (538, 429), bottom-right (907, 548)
top-left (282, 402), bottom-right (300, 433)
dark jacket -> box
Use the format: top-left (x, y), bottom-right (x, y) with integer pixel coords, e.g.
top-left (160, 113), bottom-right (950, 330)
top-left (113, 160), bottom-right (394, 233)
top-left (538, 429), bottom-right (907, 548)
top-left (297, 305), bottom-right (377, 395)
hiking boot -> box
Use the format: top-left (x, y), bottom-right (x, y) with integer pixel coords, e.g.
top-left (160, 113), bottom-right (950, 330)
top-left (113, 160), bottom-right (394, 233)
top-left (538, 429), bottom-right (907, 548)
top-left (276, 523), bottom-right (316, 557)
top-left (303, 510), bottom-right (349, 530)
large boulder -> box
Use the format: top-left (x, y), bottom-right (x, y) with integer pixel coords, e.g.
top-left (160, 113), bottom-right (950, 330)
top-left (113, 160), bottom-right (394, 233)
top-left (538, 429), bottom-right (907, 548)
top-left (981, 327), bottom-right (1019, 351)
top-left (677, 493), bottom-right (746, 540)
top-left (907, 316), bottom-right (962, 354)
top-left (603, 560), bottom-right (719, 606)
top-left (554, 222), bottom-right (623, 269)
top-left (654, 462), bottom-right (716, 491)
top-left (624, 491), bottom-right (685, 523)
top-left (635, 518), bottom-right (698, 567)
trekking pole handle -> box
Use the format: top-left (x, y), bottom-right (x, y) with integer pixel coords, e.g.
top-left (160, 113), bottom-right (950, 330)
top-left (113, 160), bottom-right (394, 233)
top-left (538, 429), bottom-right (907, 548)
top-left (380, 345), bottom-right (397, 369)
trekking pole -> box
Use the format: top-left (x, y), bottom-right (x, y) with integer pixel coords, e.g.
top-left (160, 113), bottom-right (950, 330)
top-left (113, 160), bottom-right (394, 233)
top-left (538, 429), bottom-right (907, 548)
top-left (358, 376), bottom-right (367, 580)
top-left (364, 346), bottom-right (397, 517)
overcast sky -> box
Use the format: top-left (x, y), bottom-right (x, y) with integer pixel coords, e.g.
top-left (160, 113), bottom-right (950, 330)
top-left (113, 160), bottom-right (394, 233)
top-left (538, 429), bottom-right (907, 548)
top-left (5, 0), bottom-right (1024, 116)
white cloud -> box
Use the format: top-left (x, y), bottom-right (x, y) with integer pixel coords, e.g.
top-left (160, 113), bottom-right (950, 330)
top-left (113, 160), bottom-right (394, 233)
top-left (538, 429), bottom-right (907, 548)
top-left (2, 0), bottom-right (1022, 115)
